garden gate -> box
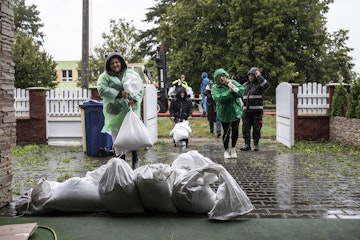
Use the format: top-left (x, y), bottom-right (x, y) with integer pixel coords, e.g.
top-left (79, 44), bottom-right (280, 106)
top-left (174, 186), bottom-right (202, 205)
top-left (276, 82), bottom-right (294, 148)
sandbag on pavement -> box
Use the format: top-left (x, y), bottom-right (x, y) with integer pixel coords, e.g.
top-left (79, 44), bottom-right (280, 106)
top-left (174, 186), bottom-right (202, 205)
top-left (205, 164), bottom-right (254, 220)
top-left (172, 167), bottom-right (217, 213)
top-left (134, 163), bottom-right (177, 213)
top-left (98, 157), bottom-right (144, 213)
top-left (30, 177), bottom-right (104, 212)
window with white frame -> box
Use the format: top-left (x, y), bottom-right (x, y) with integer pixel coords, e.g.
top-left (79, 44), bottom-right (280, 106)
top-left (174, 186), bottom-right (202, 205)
top-left (62, 70), bottom-right (73, 82)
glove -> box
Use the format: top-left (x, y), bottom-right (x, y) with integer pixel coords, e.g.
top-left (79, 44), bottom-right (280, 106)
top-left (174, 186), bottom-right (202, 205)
top-left (228, 83), bottom-right (235, 89)
top-left (232, 86), bottom-right (239, 93)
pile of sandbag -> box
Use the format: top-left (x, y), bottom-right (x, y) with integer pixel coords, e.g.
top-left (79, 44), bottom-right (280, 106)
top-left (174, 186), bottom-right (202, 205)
top-left (16, 151), bottom-right (253, 220)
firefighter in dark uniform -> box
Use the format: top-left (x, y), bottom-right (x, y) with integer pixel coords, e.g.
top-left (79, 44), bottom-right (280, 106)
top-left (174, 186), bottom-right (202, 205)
top-left (240, 67), bottom-right (269, 151)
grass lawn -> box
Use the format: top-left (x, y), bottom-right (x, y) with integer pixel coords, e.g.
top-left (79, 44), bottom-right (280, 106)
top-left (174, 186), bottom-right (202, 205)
top-left (158, 115), bottom-right (276, 139)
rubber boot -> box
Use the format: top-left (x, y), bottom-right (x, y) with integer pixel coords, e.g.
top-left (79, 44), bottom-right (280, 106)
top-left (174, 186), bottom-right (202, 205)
top-left (240, 139), bottom-right (251, 151)
top-left (254, 139), bottom-right (260, 151)
top-left (132, 151), bottom-right (139, 169)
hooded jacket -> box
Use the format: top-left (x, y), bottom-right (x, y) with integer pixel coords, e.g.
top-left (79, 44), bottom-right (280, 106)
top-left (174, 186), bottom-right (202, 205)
top-left (169, 88), bottom-right (193, 121)
top-left (242, 67), bottom-right (269, 113)
top-left (200, 72), bottom-right (209, 94)
top-left (211, 68), bottom-right (244, 123)
top-left (97, 52), bottom-right (144, 133)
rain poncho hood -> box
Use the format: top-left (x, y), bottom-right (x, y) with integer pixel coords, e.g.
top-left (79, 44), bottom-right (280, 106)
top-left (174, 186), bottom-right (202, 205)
top-left (105, 52), bottom-right (128, 76)
top-left (97, 52), bottom-right (144, 133)
top-left (211, 68), bottom-right (244, 123)
top-left (246, 67), bottom-right (259, 76)
top-left (213, 68), bottom-right (230, 83)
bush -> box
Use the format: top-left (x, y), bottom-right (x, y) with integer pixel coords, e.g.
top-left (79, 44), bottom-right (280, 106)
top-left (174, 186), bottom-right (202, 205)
top-left (331, 84), bottom-right (348, 117)
top-left (346, 79), bottom-right (360, 118)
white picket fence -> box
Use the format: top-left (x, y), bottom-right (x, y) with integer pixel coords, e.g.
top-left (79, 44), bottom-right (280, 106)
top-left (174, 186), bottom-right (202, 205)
top-left (13, 87), bottom-right (91, 118)
top-left (47, 87), bottom-right (91, 117)
top-left (297, 82), bottom-right (329, 115)
top-left (14, 88), bottom-right (30, 118)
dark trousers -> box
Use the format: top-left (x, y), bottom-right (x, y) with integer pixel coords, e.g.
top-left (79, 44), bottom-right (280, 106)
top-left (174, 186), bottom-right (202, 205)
top-left (221, 119), bottom-right (240, 150)
top-left (242, 112), bottom-right (263, 145)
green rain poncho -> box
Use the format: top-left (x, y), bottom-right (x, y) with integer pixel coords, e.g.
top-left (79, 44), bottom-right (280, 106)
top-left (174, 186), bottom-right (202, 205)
top-left (211, 68), bottom-right (244, 123)
top-left (97, 52), bottom-right (144, 134)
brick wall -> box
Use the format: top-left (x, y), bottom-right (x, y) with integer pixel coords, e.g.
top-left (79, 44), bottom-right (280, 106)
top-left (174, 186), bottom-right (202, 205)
top-left (330, 117), bottom-right (360, 148)
top-left (16, 88), bottom-right (48, 144)
top-left (0, 0), bottom-right (15, 208)
top-left (295, 116), bottom-right (330, 141)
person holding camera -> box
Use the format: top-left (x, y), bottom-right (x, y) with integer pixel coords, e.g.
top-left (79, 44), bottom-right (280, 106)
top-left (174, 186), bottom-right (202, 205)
top-left (211, 68), bottom-right (244, 159)
top-left (240, 67), bottom-right (270, 151)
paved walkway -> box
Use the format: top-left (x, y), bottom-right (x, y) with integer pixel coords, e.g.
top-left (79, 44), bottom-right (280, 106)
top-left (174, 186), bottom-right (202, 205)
top-left (2, 138), bottom-right (360, 219)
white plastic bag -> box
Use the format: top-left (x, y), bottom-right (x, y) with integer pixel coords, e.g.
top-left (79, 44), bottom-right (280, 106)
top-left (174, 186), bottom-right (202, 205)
top-left (30, 177), bottom-right (104, 212)
top-left (134, 164), bottom-right (177, 213)
top-left (98, 157), bottom-right (144, 213)
top-left (169, 121), bottom-right (192, 144)
top-left (123, 70), bottom-right (143, 97)
top-left (172, 167), bottom-right (217, 213)
top-left (206, 164), bottom-right (254, 220)
top-left (114, 108), bottom-right (153, 150)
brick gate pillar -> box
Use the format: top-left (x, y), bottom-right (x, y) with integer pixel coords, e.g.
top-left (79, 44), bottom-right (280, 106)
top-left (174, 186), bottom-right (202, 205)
top-left (27, 87), bottom-right (49, 143)
top-left (89, 86), bottom-right (102, 100)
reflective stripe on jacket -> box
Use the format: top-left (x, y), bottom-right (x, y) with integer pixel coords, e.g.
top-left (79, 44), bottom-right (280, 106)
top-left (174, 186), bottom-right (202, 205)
top-left (242, 76), bottom-right (269, 113)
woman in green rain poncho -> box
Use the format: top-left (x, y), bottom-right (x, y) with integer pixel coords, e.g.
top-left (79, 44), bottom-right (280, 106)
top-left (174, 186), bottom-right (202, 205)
top-left (97, 52), bottom-right (144, 169)
top-left (211, 68), bottom-right (244, 159)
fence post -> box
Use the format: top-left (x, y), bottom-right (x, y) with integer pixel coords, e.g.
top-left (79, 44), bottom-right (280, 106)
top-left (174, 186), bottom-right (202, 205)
top-left (291, 83), bottom-right (299, 139)
top-left (17, 87), bottom-right (49, 143)
top-left (89, 86), bottom-right (101, 100)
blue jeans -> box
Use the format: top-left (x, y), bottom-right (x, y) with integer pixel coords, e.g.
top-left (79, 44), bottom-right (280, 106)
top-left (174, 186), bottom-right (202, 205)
top-left (201, 95), bottom-right (207, 114)
top-left (210, 116), bottom-right (222, 134)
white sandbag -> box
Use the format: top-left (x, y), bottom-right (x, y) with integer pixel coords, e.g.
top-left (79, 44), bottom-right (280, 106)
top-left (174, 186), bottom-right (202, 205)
top-left (169, 121), bottom-right (192, 144)
top-left (206, 164), bottom-right (254, 220)
top-left (31, 177), bottom-right (104, 212)
top-left (123, 70), bottom-right (143, 97)
top-left (114, 108), bottom-right (153, 151)
top-left (171, 150), bottom-right (214, 171)
top-left (98, 157), bottom-right (144, 213)
top-left (172, 168), bottom-right (217, 213)
top-left (134, 164), bottom-right (177, 213)
top-left (15, 188), bottom-right (52, 215)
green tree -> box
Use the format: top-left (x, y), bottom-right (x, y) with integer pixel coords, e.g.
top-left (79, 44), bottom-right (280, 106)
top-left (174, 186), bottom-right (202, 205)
top-left (13, 0), bottom-right (57, 88)
top-left (331, 84), bottom-right (348, 117)
top-left (14, 0), bottom-right (44, 46)
top-left (346, 79), bottom-right (360, 118)
top-left (89, 19), bottom-right (143, 83)
top-left (146, 0), bottom-right (356, 97)
top-left (14, 33), bottom-right (57, 88)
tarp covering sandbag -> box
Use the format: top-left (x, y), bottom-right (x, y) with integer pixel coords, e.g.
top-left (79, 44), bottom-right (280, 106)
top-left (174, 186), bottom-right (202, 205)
top-left (98, 157), bottom-right (144, 213)
top-left (134, 163), bottom-right (177, 213)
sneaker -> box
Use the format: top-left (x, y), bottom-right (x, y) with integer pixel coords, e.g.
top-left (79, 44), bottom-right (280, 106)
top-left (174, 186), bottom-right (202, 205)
top-left (240, 145), bottom-right (251, 151)
top-left (230, 147), bottom-right (237, 158)
top-left (217, 132), bottom-right (221, 138)
top-left (254, 145), bottom-right (260, 151)
top-left (224, 149), bottom-right (231, 159)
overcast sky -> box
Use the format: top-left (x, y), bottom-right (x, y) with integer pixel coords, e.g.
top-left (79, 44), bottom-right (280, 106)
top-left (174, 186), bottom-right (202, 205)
top-left (26, 0), bottom-right (360, 73)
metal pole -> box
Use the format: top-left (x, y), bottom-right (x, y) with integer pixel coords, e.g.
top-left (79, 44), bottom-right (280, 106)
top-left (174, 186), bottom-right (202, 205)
top-left (81, 0), bottom-right (89, 89)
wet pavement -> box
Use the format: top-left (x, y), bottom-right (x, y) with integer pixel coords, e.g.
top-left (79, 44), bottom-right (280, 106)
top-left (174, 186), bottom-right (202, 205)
top-left (3, 138), bottom-right (360, 219)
